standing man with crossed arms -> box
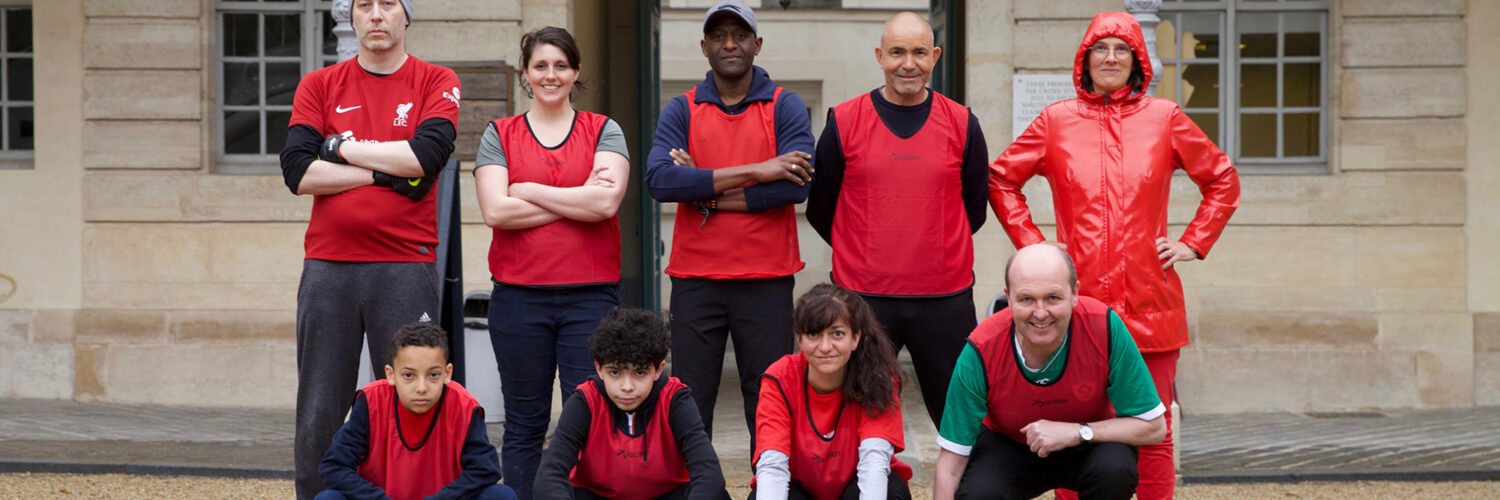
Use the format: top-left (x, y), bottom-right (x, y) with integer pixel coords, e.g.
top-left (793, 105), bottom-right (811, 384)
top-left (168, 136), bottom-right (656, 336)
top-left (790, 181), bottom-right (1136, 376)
top-left (806, 12), bottom-right (989, 428)
top-left (278, 1), bottom-right (460, 497)
top-left (645, 0), bottom-right (815, 442)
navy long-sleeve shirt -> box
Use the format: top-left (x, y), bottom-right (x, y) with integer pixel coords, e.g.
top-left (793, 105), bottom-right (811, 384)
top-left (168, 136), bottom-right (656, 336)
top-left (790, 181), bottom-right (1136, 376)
top-left (645, 66), bottom-right (815, 213)
top-left (319, 390), bottom-right (501, 500)
top-left (807, 89), bottom-right (989, 245)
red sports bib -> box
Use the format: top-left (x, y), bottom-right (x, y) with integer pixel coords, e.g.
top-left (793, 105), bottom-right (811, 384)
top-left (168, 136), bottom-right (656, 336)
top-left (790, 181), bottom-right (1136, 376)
top-left (971, 296), bottom-right (1116, 444)
top-left (570, 377), bottom-right (691, 500)
top-left (487, 111), bottom-right (621, 286)
top-left (666, 87), bottom-right (804, 279)
top-left (756, 355), bottom-right (911, 500)
top-left (830, 91), bottom-right (973, 295)
top-left (358, 381), bottom-right (480, 500)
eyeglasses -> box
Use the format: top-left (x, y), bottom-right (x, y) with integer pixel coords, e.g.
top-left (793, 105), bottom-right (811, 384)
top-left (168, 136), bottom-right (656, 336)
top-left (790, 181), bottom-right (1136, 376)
top-left (1089, 44), bottom-right (1134, 59)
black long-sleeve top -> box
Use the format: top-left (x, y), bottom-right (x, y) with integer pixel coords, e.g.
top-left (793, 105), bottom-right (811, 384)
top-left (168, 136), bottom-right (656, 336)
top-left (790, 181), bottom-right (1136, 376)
top-left (280, 118), bottom-right (457, 194)
top-left (534, 376), bottom-right (726, 500)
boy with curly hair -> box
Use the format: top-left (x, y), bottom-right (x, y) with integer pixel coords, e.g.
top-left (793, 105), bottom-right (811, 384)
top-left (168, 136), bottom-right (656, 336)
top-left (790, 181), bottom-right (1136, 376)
top-left (535, 308), bottom-right (729, 500)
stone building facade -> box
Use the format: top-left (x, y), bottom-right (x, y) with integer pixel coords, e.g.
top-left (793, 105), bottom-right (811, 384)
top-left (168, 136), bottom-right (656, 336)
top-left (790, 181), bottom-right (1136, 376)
top-left (0, 0), bottom-right (1495, 413)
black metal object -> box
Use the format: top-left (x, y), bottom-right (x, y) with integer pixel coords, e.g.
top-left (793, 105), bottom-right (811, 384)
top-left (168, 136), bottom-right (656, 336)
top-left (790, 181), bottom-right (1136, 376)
top-left (989, 293), bottom-right (1008, 316)
top-left (434, 158), bottom-right (466, 384)
top-left (637, 0), bottom-right (663, 313)
top-left (930, 0), bottom-right (965, 102)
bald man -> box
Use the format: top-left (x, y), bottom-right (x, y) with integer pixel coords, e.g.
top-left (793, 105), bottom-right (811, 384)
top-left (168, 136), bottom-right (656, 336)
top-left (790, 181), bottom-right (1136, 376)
top-left (806, 12), bottom-right (990, 427)
top-left (932, 244), bottom-right (1165, 500)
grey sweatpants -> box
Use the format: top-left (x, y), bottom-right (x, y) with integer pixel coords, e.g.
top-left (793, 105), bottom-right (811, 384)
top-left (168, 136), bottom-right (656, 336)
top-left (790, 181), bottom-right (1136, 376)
top-left (293, 259), bottom-right (439, 500)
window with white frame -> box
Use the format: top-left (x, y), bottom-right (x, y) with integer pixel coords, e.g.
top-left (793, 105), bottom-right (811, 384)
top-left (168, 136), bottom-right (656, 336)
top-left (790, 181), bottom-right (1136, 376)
top-left (1154, 0), bottom-right (1328, 171)
top-left (216, 0), bottom-right (338, 173)
top-left (0, 3), bottom-right (31, 168)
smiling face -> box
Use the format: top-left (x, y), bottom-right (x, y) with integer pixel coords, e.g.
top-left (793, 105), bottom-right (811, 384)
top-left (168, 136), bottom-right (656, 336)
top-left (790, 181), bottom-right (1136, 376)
top-left (352, 0), bottom-right (407, 55)
top-left (1005, 246), bottom-right (1080, 353)
top-left (384, 345), bottom-right (452, 414)
top-left (701, 16), bottom-right (760, 81)
top-left (798, 317), bottom-right (862, 391)
top-left (1087, 35), bottom-right (1136, 94)
top-left (595, 360), bottom-right (665, 412)
top-left (524, 43), bottom-right (579, 106)
top-left (876, 13), bottom-right (940, 106)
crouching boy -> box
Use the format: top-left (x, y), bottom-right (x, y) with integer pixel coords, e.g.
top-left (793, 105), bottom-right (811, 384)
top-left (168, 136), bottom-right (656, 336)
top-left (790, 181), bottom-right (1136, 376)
top-left (318, 322), bottom-right (517, 500)
top-left (535, 307), bottom-right (729, 500)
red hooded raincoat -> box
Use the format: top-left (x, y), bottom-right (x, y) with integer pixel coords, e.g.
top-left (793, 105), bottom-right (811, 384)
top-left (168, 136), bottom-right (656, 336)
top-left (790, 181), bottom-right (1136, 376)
top-left (988, 12), bottom-right (1240, 353)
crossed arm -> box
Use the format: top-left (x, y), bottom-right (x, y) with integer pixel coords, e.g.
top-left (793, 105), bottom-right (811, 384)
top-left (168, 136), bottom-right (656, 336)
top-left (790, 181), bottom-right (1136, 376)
top-left (664, 148), bottom-right (811, 212)
top-left (475, 150), bottom-right (630, 230)
top-left (280, 119), bottom-right (455, 195)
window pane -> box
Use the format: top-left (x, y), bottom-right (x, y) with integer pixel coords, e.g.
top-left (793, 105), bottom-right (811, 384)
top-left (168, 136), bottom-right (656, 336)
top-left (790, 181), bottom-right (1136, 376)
top-left (8, 58), bottom-right (30, 101)
top-left (8, 106), bottom-right (31, 150)
top-left (1240, 64), bottom-right (1276, 107)
top-left (1285, 31), bottom-right (1320, 57)
top-left (1240, 113), bottom-right (1276, 158)
top-left (266, 62), bottom-right (300, 105)
top-left (266, 111), bottom-right (292, 154)
top-left (1283, 12), bottom-right (1323, 57)
top-left (223, 13), bottom-right (258, 57)
top-left (6, 8), bottom-right (30, 53)
top-left (1284, 113), bottom-right (1319, 157)
top-left (322, 10), bottom-right (339, 56)
top-left (264, 13), bottom-right (301, 58)
top-left (1238, 13), bottom-right (1277, 58)
top-left (224, 111), bottom-right (260, 155)
top-left (1180, 12), bottom-right (1221, 59)
top-left (224, 62), bottom-right (261, 106)
top-left (1283, 63), bottom-right (1320, 107)
top-left (1187, 112), bottom-right (1220, 147)
top-left (1182, 62), bottom-right (1218, 108)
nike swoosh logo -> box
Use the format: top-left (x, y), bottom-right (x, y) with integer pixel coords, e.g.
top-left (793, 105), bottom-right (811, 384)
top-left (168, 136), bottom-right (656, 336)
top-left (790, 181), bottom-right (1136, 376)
top-left (407, 178), bottom-right (421, 187)
top-left (335, 105), bottom-right (361, 113)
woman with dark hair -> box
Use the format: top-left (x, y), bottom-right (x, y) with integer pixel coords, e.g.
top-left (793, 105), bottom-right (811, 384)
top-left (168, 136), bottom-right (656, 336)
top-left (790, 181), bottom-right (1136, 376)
top-left (750, 283), bottom-right (912, 500)
top-left (473, 26), bottom-right (629, 500)
top-left (987, 11), bottom-right (1240, 500)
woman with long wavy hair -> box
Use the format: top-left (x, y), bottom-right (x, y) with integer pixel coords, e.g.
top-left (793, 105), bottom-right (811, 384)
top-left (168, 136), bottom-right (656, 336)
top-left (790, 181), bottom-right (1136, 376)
top-left (750, 283), bottom-right (912, 500)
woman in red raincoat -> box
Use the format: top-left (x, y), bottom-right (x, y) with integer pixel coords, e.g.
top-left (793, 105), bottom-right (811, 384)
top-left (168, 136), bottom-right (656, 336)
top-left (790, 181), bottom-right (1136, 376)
top-left (988, 12), bottom-right (1240, 499)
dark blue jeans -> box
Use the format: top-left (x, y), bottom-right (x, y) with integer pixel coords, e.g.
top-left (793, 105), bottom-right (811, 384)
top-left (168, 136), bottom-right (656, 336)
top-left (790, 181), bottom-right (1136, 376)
top-left (489, 283), bottom-right (619, 500)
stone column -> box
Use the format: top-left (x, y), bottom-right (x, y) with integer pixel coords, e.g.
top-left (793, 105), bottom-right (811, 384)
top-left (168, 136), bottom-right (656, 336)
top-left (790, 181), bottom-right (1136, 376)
top-left (1125, 0), bottom-right (1163, 94)
top-left (331, 0), bottom-right (357, 62)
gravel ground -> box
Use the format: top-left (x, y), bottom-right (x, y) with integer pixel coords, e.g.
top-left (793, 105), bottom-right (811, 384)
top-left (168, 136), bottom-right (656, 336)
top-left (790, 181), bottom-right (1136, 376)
top-left (1, 474), bottom-right (1497, 499)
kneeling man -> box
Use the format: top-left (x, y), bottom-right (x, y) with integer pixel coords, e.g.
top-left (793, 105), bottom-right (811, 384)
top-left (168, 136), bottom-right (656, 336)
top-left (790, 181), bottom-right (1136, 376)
top-left (934, 244), bottom-right (1165, 500)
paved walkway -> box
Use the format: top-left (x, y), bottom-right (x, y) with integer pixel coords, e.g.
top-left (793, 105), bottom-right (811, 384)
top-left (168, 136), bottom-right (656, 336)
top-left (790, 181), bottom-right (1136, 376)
top-left (3, 369), bottom-right (1499, 485)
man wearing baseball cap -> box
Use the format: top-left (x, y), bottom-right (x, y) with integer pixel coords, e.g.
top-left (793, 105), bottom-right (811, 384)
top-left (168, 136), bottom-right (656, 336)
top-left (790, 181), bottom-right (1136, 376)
top-left (644, 0), bottom-right (815, 445)
top-left (278, 0), bottom-right (461, 497)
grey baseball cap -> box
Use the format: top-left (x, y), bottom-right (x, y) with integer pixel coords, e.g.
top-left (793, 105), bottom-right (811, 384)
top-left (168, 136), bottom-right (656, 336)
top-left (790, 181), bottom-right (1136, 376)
top-left (703, 0), bottom-right (757, 35)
